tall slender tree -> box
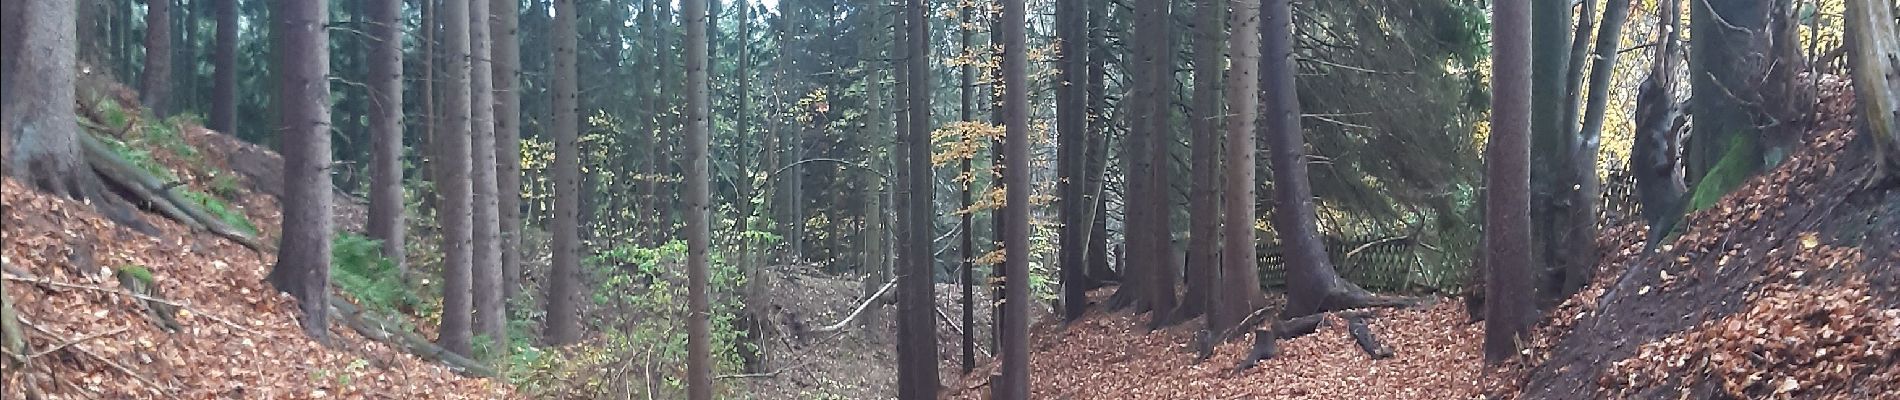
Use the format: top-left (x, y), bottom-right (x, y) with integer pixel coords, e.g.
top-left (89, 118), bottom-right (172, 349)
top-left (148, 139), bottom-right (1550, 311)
top-left (140, 0), bottom-right (171, 116)
top-left (1056, 0), bottom-right (1092, 323)
top-left (545, 0), bottom-right (583, 346)
top-left (958, 0), bottom-right (980, 373)
top-left (469, 0), bottom-right (508, 348)
top-left (367, 0), bottom-right (406, 276)
top-left (208, 0), bottom-right (237, 133)
top-left (682, 0), bottom-right (714, 395)
top-left (1484, 0), bottom-right (1535, 364)
top-left (1212, 0), bottom-right (1262, 335)
top-left (493, 0), bottom-right (525, 302)
top-left (437, 0), bottom-right (477, 356)
top-left (1179, 0), bottom-right (1225, 323)
top-left (895, 0), bottom-right (940, 396)
top-left (998, 0), bottom-right (1032, 393)
top-left (266, 0), bottom-right (335, 341)
top-left (1261, 0), bottom-right (1364, 319)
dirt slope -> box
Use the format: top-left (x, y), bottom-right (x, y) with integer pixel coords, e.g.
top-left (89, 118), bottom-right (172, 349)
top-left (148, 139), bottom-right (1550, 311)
top-left (1498, 77), bottom-right (1900, 399)
top-left (2, 88), bottom-right (504, 398)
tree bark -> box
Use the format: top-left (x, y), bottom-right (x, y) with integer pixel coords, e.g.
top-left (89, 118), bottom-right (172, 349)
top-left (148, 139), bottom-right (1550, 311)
top-left (896, 0), bottom-right (941, 396)
top-left (545, 0), bottom-right (583, 346)
top-left (1213, 0), bottom-right (1263, 335)
top-left (1178, 0), bottom-right (1224, 325)
top-left (1632, 0), bottom-right (1686, 231)
top-left (367, 0), bottom-right (407, 277)
top-left (140, 0), bottom-right (172, 117)
top-left (1134, 0), bottom-right (1179, 329)
top-left (1528, 0), bottom-right (1575, 309)
top-left (1562, 0), bottom-right (1632, 295)
top-left (209, 0), bottom-right (237, 134)
top-left (683, 0), bottom-right (713, 395)
top-left (1845, 0), bottom-right (1900, 184)
top-left (1057, 0), bottom-right (1092, 323)
top-left (492, 0), bottom-right (525, 303)
top-left (958, 0), bottom-right (979, 374)
top-left (436, 0), bottom-right (476, 357)
top-left (1485, 0), bottom-right (1535, 364)
top-left (468, 0), bottom-right (507, 348)
top-left (1261, 0), bottom-right (1359, 319)
top-left (3, 0), bottom-right (93, 203)
top-left (999, 0), bottom-right (1033, 394)
top-left (267, 0), bottom-right (335, 341)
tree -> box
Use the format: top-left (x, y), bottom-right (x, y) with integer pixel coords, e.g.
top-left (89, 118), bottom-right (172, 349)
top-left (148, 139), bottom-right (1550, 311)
top-left (1261, 0), bottom-right (1380, 319)
top-left (1125, 0), bottom-right (1179, 328)
top-left (367, 0), bottom-right (406, 276)
top-left (493, 0), bottom-right (525, 302)
top-left (1526, 0), bottom-right (1587, 308)
top-left (1179, 0), bottom-right (1225, 323)
top-left (3, 0), bottom-right (86, 199)
top-left (958, 0), bottom-right (980, 373)
top-left (545, 0), bottom-right (583, 346)
top-left (209, 0), bottom-right (237, 134)
top-left (1844, 0), bottom-right (1900, 185)
top-left (1484, 0), bottom-right (1534, 364)
top-left (999, 0), bottom-right (1033, 393)
top-left (265, 0), bottom-right (335, 341)
top-left (437, 0), bottom-right (477, 357)
top-left (1056, 0), bottom-right (1092, 323)
top-left (1632, 0), bottom-right (1686, 231)
top-left (1211, 0), bottom-right (1262, 335)
top-left (683, 0), bottom-right (714, 395)
top-left (895, 0), bottom-right (940, 396)
top-left (140, 0), bottom-right (171, 116)
top-left (470, 0), bottom-right (508, 348)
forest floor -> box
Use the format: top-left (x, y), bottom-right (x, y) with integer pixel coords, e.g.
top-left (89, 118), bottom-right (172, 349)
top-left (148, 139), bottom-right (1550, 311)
top-left (1, 79), bottom-right (510, 399)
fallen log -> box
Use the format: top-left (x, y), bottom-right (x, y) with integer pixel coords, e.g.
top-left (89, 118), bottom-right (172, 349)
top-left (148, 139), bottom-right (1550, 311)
top-left (1345, 314), bottom-right (1393, 359)
top-left (80, 133), bottom-right (265, 252)
top-left (328, 296), bottom-right (497, 377)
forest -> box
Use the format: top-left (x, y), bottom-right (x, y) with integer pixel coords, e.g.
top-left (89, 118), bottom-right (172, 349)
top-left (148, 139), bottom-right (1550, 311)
top-left (1, 0), bottom-right (1897, 398)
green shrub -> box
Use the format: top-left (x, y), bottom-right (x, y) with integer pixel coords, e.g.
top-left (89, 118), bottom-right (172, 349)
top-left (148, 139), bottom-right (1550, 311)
top-left (331, 233), bottom-right (422, 319)
top-left (178, 189), bottom-right (257, 236)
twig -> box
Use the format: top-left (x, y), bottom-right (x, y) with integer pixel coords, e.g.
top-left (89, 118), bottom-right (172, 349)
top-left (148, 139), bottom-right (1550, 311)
top-left (2, 275), bottom-right (258, 335)
top-left (714, 359), bottom-right (818, 379)
top-left (21, 321), bottom-right (165, 394)
top-left (1342, 235), bottom-right (1410, 262)
top-left (936, 305), bottom-right (992, 358)
top-left (810, 279), bottom-right (897, 333)
top-left (25, 327), bottom-right (129, 359)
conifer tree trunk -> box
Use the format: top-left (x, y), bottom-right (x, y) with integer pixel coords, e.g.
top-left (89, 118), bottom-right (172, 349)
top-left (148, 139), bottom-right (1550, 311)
top-left (492, 0), bottom-right (525, 303)
top-left (1212, 0), bottom-right (1262, 335)
top-left (1056, 0), bottom-right (1091, 323)
top-left (1527, 0), bottom-right (1575, 309)
top-left (958, 0), bottom-right (979, 374)
top-left (545, 0), bottom-right (583, 346)
top-left (1133, 0), bottom-right (1179, 328)
top-left (682, 0), bottom-right (713, 394)
top-left (1484, 0), bottom-right (1535, 364)
top-left (896, 0), bottom-right (940, 397)
top-left (209, 0), bottom-right (237, 133)
top-left (436, 0), bottom-right (477, 357)
top-left (367, 0), bottom-right (407, 276)
top-left (998, 0), bottom-right (1032, 393)
top-left (1179, 0), bottom-right (1224, 323)
top-left (469, 0), bottom-right (507, 348)
top-left (1261, 0), bottom-right (1360, 319)
top-left (141, 0), bottom-right (171, 116)
top-left (267, 0), bottom-right (336, 341)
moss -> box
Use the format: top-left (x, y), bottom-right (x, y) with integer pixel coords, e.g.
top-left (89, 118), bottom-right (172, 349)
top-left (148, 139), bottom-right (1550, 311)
top-left (116, 265), bottom-right (156, 286)
top-left (180, 189), bottom-right (258, 236)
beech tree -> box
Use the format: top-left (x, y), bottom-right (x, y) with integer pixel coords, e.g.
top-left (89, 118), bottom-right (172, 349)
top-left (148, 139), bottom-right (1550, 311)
top-left (545, 0), bottom-right (583, 346)
top-left (1844, 0), bottom-right (1899, 184)
top-left (266, 0), bottom-right (335, 341)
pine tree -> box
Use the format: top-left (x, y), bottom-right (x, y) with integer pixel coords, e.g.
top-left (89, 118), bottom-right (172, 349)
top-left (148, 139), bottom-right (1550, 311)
top-left (1484, 0), bottom-right (1535, 364)
top-left (367, 0), bottom-right (407, 276)
top-left (266, 0), bottom-right (336, 341)
top-left (437, 0), bottom-right (477, 356)
top-left (545, 0), bottom-right (583, 346)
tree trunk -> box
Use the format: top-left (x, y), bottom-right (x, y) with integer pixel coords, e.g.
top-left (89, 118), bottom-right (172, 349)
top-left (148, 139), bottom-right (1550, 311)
top-left (1132, 0), bottom-right (1179, 329)
top-left (141, 0), bottom-right (171, 117)
top-left (367, 0), bottom-right (407, 277)
top-left (1562, 0), bottom-right (1632, 295)
top-left (1057, 0), bottom-right (1092, 323)
top-left (1179, 0), bottom-right (1224, 324)
top-left (1212, 0), bottom-right (1263, 335)
top-left (1528, 0), bottom-right (1575, 309)
top-left (3, 0), bottom-right (92, 202)
top-left (436, 0), bottom-right (476, 357)
top-left (209, 0), bottom-right (237, 134)
top-left (1632, 0), bottom-right (1686, 230)
top-left (1261, 0), bottom-right (1359, 319)
top-left (897, 0), bottom-right (941, 396)
top-left (1845, 0), bottom-right (1900, 184)
top-left (266, 0), bottom-right (335, 341)
top-left (1484, 0), bottom-right (1535, 364)
top-left (1686, 0), bottom-right (1773, 184)
top-left (957, 0), bottom-right (978, 374)
top-left (998, 0), bottom-right (1032, 394)
top-left (492, 0), bottom-right (525, 303)
top-left (545, 0), bottom-right (582, 346)
top-left (468, 0), bottom-right (507, 349)
top-left (682, 0), bottom-right (713, 395)
top-left (1085, 0), bottom-right (1115, 288)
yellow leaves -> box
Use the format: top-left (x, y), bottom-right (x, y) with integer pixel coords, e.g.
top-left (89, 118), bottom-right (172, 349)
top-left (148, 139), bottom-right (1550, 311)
top-left (1798, 232), bottom-right (1820, 249)
top-left (932, 121), bottom-right (1004, 167)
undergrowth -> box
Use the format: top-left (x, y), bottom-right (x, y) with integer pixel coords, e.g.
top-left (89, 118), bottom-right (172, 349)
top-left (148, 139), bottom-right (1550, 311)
top-left (332, 233), bottom-right (425, 322)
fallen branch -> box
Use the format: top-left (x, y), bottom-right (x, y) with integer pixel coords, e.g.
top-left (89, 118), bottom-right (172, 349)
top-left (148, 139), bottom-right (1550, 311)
top-left (810, 279), bottom-right (897, 333)
top-left (80, 134), bottom-right (265, 252)
top-left (1345, 314), bottom-right (1394, 359)
top-left (25, 327), bottom-right (129, 360)
top-left (714, 359), bottom-right (818, 380)
top-left (21, 320), bottom-right (167, 395)
top-left (328, 296), bottom-right (497, 377)
top-left (936, 305), bottom-right (992, 358)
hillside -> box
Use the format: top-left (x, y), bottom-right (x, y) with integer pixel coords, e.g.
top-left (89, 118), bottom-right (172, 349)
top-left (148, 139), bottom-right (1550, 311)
top-left (1, 81), bottom-right (508, 398)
